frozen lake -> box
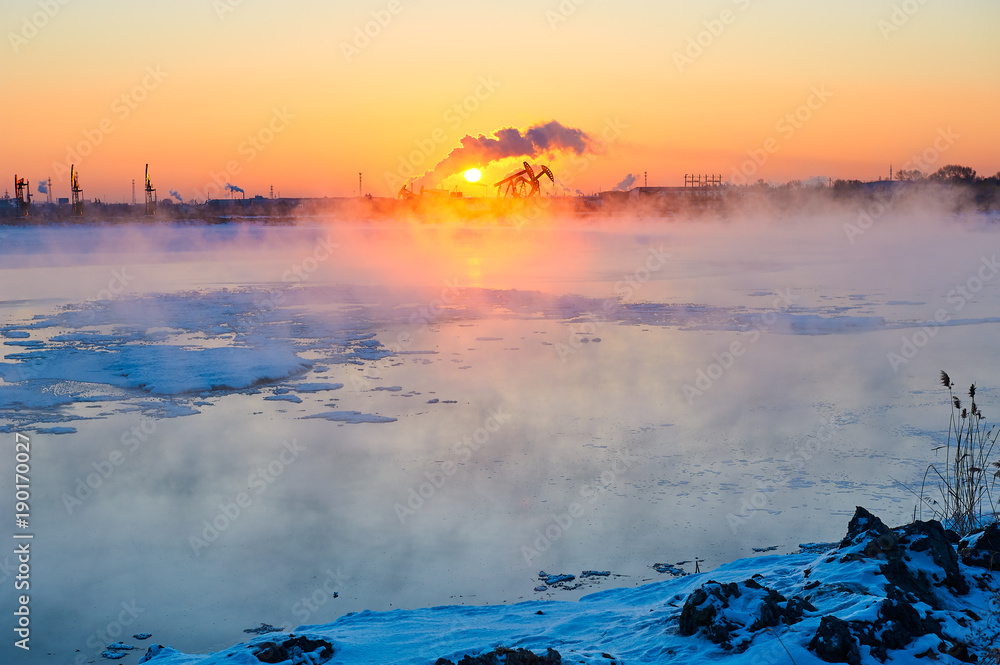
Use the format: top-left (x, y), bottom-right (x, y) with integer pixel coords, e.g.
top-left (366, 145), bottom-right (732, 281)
top-left (1, 207), bottom-right (999, 663)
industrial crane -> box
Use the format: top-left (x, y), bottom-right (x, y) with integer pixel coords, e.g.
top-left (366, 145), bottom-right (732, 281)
top-left (493, 161), bottom-right (554, 198)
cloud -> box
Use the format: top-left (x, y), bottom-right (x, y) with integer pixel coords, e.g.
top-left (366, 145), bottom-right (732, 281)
top-left (419, 120), bottom-right (592, 186)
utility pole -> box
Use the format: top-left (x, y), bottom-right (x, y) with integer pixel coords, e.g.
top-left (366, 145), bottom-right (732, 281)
top-left (644, 171), bottom-right (647, 188)
top-left (358, 172), bottom-right (362, 197)
top-left (132, 179), bottom-right (136, 205)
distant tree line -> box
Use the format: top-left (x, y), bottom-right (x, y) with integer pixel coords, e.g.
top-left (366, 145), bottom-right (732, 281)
top-left (834, 164), bottom-right (1000, 188)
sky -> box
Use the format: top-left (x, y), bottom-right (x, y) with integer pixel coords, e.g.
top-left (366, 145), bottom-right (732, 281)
top-left (2, 0), bottom-right (999, 200)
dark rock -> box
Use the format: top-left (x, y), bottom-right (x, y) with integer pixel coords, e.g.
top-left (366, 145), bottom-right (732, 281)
top-left (678, 579), bottom-right (809, 651)
top-left (846, 593), bottom-right (929, 662)
top-left (876, 594), bottom-right (925, 649)
top-left (678, 583), bottom-right (733, 638)
top-left (747, 586), bottom-right (786, 632)
top-left (946, 641), bottom-right (973, 662)
top-left (839, 506), bottom-right (891, 549)
top-left (808, 615), bottom-right (861, 665)
top-left (438, 647), bottom-right (562, 665)
top-left (881, 519), bottom-right (969, 601)
top-left (959, 522), bottom-right (1000, 570)
top-left (783, 596), bottom-right (817, 624)
top-left (253, 636), bottom-right (334, 664)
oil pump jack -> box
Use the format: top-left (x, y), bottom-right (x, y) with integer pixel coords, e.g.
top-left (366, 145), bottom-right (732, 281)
top-left (70, 165), bottom-right (84, 216)
top-left (13, 175), bottom-right (30, 217)
top-left (493, 161), bottom-right (554, 198)
top-left (397, 183), bottom-right (421, 200)
top-left (144, 164), bottom-right (156, 216)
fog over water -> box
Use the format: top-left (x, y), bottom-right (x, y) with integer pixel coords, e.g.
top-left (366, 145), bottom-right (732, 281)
top-left (1, 195), bottom-right (999, 663)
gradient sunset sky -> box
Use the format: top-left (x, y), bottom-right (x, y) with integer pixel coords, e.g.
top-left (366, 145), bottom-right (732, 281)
top-left (3, 0), bottom-right (998, 200)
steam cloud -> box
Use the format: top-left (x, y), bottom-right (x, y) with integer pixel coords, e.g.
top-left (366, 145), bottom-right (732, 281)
top-left (170, 189), bottom-right (183, 202)
top-left (225, 183), bottom-right (245, 194)
top-left (38, 180), bottom-right (48, 194)
top-left (613, 174), bottom-right (637, 191)
top-left (420, 120), bottom-right (592, 185)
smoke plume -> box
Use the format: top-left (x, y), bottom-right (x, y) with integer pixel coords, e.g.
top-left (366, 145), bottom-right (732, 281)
top-left (38, 180), bottom-right (48, 194)
top-left (613, 174), bottom-right (637, 191)
top-left (170, 189), bottom-right (183, 202)
top-left (421, 120), bottom-right (592, 185)
top-left (225, 183), bottom-right (245, 195)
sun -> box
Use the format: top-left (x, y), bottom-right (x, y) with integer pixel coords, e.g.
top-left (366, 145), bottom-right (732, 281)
top-left (464, 168), bottom-right (482, 183)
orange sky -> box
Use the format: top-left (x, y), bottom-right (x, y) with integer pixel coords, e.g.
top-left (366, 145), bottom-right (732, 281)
top-left (2, 0), bottom-right (998, 200)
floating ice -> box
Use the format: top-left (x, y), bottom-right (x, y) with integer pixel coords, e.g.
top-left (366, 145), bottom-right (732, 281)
top-left (291, 382), bottom-right (344, 393)
top-left (302, 410), bottom-right (397, 424)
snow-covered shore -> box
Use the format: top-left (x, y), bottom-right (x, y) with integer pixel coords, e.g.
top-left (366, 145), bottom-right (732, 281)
top-left (135, 508), bottom-right (998, 665)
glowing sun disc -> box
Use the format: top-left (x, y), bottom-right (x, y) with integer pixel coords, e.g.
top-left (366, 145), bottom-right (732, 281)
top-left (464, 168), bottom-right (482, 183)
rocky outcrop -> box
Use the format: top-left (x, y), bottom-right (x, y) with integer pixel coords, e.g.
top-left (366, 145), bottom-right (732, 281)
top-left (434, 647), bottom-right (562, 665)
top-left (677, 578), bottom-right (815, 651)
top-left (809, 615), bottom-right (861, 665)
top-left (676, 507), bottom-right (987, 664)
top-left (811, 507), bottom-right (974, 664)
top-left (252, 635), bottom-right (334, 663)
top-left (959, 522), bottom-right (1000, 570)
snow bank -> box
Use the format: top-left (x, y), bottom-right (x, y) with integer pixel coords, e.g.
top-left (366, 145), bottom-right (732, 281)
top-left (136, 508), bottom-right (999, 665)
